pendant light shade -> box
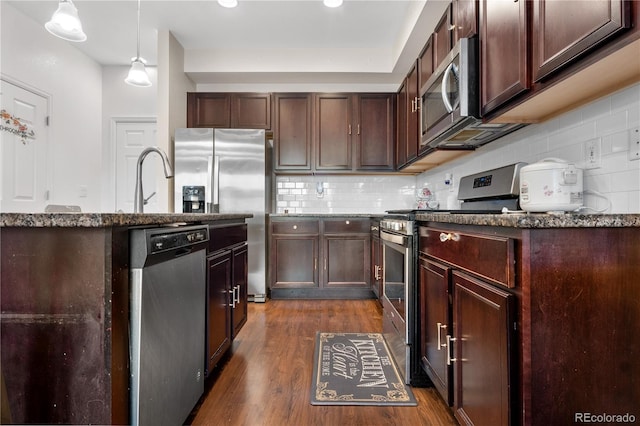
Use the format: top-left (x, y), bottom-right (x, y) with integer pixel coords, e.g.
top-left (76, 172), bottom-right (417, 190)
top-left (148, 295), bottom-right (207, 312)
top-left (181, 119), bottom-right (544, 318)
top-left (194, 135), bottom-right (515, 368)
top-left (125, 0), bottom-right (151, 87)
top-left (125, 58), bottom-right (152, 87)
top-left (218, 0), bottom-right (238, 7)
top-left (45, 0), bottom-right (87, 42)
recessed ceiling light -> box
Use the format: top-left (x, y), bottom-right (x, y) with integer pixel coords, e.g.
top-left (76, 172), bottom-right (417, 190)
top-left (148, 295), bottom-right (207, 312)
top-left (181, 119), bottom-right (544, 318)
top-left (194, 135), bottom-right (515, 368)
top-left (218, 0), bottom-right (238, 8)
top-left (324, 0), bottom-right (343, 7)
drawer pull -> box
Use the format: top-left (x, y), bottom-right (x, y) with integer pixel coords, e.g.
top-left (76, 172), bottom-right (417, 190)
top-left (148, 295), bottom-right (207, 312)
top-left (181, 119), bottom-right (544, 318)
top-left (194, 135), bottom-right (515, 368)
top-left (439, 232), bottom-right (460, 242)
top-left (345, 220), bottom-right (350, 225)
top-left (293, 225), bottom-right (298, 230)
top-left (437, 322), bottom-right (447, 350)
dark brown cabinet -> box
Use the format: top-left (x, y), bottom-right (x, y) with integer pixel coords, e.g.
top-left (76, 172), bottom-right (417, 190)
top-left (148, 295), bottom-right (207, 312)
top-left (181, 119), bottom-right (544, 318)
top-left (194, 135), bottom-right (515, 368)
top-left (480, 0), bottom-right (530, 116)
top-left (206, 249), bottom-right (232, 376)
top-left (273, 93), bottom-right (312, 171)
top-left (187, 92), bottom-right (271, 129)
top-left (452, 271), bottom-right (515, 426)
top-left (453, 0), bottom-right (478, 43)
top-left (314, 93), bottom-right (395, 172)
top-left (269, 217), bottom-right (373, 299)
top-left (532, 0), bottom-right (631, 82)
top-left (397, 65), bottom-right (420, 168)
top-left (418, 225), bottom-right (516, 426)
top-left (206, 223), bottom-right (248, 376)
top-left (418, 37), bottom-right (434, 90)
top-left (434, 3), bottom-right (454, 69)
top-left (370, 220), bottom-right (382, 302)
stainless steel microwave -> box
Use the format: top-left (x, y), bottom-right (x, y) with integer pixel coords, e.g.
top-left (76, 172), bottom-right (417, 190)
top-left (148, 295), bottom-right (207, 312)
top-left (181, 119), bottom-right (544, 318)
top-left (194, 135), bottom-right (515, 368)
top-left (419, 37), bottom-right (523, 150)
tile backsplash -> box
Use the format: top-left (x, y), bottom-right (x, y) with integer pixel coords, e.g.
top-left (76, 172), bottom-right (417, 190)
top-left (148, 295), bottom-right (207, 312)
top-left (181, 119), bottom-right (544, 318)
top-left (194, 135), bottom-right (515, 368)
top-left (419, 83), bottom-right (640, 214)
top-left (275, 83), bottom-right (640, 215)
top-left (275, 175), bottom-right (416, 214)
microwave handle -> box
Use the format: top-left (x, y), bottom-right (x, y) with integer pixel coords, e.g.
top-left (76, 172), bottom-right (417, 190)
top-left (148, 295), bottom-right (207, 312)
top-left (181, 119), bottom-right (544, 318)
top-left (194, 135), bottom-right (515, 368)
top-left (441, 62), bottom-right (459, 113)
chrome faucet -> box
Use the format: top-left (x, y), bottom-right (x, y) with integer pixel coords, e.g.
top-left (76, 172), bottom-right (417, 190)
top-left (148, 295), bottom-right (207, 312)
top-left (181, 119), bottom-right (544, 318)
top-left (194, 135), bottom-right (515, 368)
top-left (134, 147), bottom-right (173, 213)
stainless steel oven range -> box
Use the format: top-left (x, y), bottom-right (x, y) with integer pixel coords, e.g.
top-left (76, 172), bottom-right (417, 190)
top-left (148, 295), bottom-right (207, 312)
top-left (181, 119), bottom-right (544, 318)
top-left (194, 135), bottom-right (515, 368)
top-left (380, 214), bottom-right (427, 386)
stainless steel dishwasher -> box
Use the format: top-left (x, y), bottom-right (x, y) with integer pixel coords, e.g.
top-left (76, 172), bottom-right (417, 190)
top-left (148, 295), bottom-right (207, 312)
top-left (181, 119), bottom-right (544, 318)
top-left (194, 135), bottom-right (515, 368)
top-left (129, 224), bottom-right (208, 426)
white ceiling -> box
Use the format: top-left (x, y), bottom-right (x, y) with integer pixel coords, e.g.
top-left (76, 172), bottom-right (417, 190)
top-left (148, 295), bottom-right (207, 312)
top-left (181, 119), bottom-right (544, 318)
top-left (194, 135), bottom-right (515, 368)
top-left (7, 0), bottom-right (450, 87)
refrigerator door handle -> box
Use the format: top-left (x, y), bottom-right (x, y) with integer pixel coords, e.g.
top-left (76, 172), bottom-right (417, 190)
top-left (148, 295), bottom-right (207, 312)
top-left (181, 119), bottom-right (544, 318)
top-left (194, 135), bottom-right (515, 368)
top-left (212, 155), bottom-right (220, 213)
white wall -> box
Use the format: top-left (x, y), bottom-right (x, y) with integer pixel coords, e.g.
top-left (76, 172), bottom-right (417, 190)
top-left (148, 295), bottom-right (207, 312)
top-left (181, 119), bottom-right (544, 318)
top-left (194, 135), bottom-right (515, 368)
top-left (417, 83), bottom-right (640, 214)
top-left (1, 2), bottom-right (103, 212)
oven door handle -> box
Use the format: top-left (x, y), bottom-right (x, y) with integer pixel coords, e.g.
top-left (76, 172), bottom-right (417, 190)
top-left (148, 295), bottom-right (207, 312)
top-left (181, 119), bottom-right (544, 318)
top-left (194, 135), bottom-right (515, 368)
top-left (380, 230), bottom-right (407, 246)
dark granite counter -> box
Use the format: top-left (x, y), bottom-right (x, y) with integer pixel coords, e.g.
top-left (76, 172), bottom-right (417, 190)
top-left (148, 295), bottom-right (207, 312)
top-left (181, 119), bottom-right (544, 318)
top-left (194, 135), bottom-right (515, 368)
top-left (415, 212), bottom-right (640, 228)
top-left (269, 213), bottom-right (384, 218)
top-left (0, 212), bottom-right (252, 228)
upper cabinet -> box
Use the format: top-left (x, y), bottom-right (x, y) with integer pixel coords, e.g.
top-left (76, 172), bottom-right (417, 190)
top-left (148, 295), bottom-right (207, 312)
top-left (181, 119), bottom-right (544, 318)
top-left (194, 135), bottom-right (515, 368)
top-left (434, 3), bottom-right (454, 70)
top-left (315, 93), bottom-right (353, 171)
top-left (480, 0), bottom-right (530, 117)
top-left (356, 94), bottom-right (396, 171)
top-left (273, 93), bottom-right (312, 172)
top-left (453, 0), bottom-right (478, 43)
top-left (532, 0), bottom-right (631, 82)
top-left (187, 92), bottom-right (271, 129)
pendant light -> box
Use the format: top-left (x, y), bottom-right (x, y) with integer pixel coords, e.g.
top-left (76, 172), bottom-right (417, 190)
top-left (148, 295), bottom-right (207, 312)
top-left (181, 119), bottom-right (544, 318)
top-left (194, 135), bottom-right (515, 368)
top-left (218, 0), bottom-right (238, 7)
top-left (125, 0), bottom-right (152, 87)
top-left (45, 0), bottom-right (87, 42)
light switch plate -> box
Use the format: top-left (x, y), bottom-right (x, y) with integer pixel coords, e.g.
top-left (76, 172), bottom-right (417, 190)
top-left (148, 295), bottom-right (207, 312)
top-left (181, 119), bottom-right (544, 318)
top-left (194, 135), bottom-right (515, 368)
top-left (629, 127), bottom-right (640, 161)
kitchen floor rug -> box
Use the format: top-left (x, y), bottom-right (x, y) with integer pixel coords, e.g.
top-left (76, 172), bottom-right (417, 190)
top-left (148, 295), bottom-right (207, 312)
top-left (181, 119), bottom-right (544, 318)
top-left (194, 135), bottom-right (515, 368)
top-left (310, 332), bottom-right (417, 406)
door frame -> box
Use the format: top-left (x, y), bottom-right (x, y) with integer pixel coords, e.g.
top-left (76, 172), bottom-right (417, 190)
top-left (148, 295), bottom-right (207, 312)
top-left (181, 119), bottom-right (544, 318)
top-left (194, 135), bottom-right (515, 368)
top-left (107, 116), bottom-right (157, 212)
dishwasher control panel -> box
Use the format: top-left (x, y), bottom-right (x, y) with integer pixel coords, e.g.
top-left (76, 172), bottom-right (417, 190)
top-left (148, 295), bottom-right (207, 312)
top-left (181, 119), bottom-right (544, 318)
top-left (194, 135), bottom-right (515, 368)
top-left (149, 228), bottom-right (208, 254)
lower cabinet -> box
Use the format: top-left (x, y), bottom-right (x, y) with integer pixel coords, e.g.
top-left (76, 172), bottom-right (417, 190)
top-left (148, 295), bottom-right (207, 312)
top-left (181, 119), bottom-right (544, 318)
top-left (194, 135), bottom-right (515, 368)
top-left (269, 217), bottom-right (373, 299)
top-left (370, 220), bottom-right (382, 302)
top-left (205, 223), bottom-right (248, 376)
top-left (418, 226), bottom-right (516, 426)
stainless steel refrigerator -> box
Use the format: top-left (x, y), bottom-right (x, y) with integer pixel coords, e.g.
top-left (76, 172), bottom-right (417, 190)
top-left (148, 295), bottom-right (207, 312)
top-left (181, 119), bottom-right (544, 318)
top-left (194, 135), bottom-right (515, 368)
top-left (174, 128), bottom-right (271, 301)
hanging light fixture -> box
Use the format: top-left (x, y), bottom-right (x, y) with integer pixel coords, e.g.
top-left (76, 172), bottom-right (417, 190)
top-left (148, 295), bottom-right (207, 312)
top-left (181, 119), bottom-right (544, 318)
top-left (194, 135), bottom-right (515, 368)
top-left (323, 0), bottom-right (343, 7)
top-left (45, 0), bottom-right (87, 42)
top-left (125, 0), bottom-right (152, 87)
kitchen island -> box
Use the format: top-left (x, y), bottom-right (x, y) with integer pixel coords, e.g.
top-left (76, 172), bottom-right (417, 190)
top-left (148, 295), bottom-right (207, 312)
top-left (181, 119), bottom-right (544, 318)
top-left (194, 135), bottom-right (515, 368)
top-left (0, 212), bottom-right (251, 425)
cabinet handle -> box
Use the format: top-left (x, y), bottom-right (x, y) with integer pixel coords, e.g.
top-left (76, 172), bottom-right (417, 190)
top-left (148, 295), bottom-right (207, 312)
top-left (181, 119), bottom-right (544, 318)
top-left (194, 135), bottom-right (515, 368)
top-left (324, 258), bottom-right (327, 270)
top-left (414, 96), bottom-right (420, 111)
top-left (437, 322), bottom-right (448, 351)
top-left (345, 220), bottom-right (350, 225)
top-left (314, 258), bottom-right (317, 271)
top-left (235, 285), bottom-right (241, 306)
top-left (348, 124), bottom-right (352, 135)
top-left (446, 335), bottom-right (457, 365)
top-left (439, 232), bottom-right (460, 242)
top-left (357, 124), bottom-right (360, 135)
top-left (371, 226), bottom-right (379, 231)
top-left (293, 225), bottom-right (298, 230)
top-left (229, 288), bottom-right (236, 308)
top-left (374, 265), bottom-right (380, 280)
top-left (410, 99), bottom-right (416, 113)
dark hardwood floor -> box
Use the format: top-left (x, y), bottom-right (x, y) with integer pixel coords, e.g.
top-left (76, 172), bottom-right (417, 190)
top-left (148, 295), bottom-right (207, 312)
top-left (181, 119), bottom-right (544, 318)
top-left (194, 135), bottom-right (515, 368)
top-left (191, 299), bottom-right (458, 426)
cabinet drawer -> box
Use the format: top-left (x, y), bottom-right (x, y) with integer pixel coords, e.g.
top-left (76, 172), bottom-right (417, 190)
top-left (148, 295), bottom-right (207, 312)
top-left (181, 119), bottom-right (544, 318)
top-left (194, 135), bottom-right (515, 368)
top-left (272, 220), bottom-right (319, 234)
top-left (324, 219), bottom-right (370, 234)
top-left (209, 224), bottom-right (247, 253)
top-left (420, 227), bottom-right (516, 288)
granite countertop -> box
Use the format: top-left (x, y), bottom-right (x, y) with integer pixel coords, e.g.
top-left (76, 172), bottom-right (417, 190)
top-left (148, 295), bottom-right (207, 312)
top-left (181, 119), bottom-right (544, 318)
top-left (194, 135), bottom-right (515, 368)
top-left (269, 213), bottom-right (384, 218)
top-left (415, 212), bottom-right (640, 228)
top-left (0, 212), bottom-right (253, 228)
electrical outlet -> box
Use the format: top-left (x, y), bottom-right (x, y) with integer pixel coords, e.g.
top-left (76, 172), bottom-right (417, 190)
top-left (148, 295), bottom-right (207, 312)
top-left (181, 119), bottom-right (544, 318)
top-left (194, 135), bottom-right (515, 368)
top-left (584, 138), bottom-right (601, 169)
top-left (629, 127), bottom-right (640, 161)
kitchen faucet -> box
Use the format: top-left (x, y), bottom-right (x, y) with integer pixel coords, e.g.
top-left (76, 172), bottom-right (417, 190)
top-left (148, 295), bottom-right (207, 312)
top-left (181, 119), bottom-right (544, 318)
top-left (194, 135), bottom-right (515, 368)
top-left (134, 147), bottom-right (173, 213)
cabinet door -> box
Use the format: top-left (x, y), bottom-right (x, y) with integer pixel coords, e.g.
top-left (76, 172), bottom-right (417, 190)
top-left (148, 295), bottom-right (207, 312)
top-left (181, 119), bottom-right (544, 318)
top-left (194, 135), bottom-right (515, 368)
top-left (271, 235), bottom-right (319, 288)
top-left (355, 94), bottom-right (395, 171)
top-left (532, 0), bottom-right (631, 82)
top-left (315, 94), bottom-right (352, 170)
top-left (418, 37), bottom-right (434, 91)
top-left (396, 79), bottom-right (408, 168)
top-left (454, 0), bottom-right (478, 43)
top-left (206, 251), bottom-right (232, 376)
top-left (273, 93), bottom-right (312, 171)
top-left (231, 244), bottom-right (248, 339)
top-left (434, 3), bottom-right (453, 69)
top-left (324, 235), bottom-right (370, 288)
top-left (231, 93), bottom-right (271, 129)
top-left (452, 271), bottom-right (515, 426)
top-left (371, 234), bottom-right (382, 301)
top-left (419, 257), bottom-right (453, 406)
top-left (480, 0), bottom-right (529, 116)
top-left (187, 93), bottom-right (231, 128)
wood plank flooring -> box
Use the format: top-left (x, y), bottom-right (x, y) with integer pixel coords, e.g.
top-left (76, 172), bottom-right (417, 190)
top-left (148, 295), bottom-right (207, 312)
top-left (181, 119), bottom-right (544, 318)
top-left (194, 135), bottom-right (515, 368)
top-left (190, 300), bottom-right (458, 426)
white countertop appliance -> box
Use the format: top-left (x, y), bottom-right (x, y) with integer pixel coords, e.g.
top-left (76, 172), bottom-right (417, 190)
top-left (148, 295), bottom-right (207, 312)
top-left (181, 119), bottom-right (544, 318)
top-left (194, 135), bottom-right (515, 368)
top-left (519, 158), bottom-right (583, 212)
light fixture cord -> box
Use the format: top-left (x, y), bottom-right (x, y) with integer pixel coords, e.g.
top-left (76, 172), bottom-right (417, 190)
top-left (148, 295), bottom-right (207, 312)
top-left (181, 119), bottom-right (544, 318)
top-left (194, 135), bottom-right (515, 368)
top-left (136, 0), bottom-right (141, 59)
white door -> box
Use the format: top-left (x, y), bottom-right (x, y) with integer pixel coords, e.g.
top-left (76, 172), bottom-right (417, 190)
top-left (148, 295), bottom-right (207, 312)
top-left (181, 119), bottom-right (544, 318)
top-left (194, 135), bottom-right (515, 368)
top-left (0, 79), bottom-right (49, 213)
top-left (115, 120), bottom-right (160, 212)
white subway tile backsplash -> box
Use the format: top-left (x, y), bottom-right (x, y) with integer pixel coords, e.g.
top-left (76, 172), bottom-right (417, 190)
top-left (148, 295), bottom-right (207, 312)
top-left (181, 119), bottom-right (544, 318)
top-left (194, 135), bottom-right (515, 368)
top-left (417, 83), bottom-right (640, 214)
